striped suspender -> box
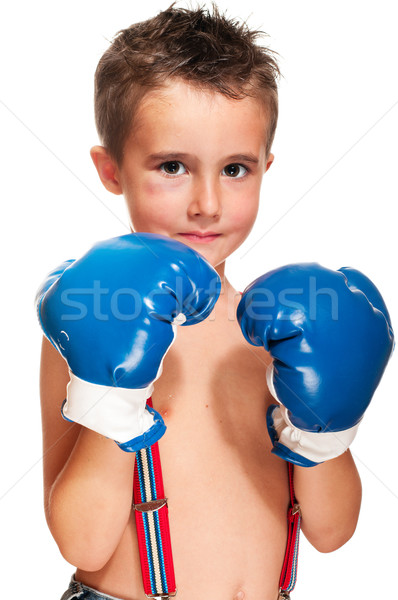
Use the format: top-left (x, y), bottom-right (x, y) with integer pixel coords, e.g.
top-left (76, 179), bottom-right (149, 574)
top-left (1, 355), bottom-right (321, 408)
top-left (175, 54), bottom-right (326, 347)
top-left (133, 409), bottom-right (176, 598)
top-left (278, 463), bottom-right (301, 598)
top-left (133, 400), bottom-right (301, 599)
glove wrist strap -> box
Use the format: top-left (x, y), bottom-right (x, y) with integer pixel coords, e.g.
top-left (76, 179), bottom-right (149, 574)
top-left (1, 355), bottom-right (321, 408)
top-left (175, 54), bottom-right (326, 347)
top-left (64, 373), bottom-right (155, 443)
top-left (267, 365), bottom-right (360, 463)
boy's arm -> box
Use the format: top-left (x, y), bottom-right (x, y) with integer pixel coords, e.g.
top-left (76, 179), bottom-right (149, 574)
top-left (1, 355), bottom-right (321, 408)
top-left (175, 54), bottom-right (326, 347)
top-left (293, 450), bottom-right (362, 552)
top-left (40, 337), bottom-right (135, 572)
top-left (237, 263), bottom-right (392, 554)
top-left (37, 234), bottom-right (221, 571)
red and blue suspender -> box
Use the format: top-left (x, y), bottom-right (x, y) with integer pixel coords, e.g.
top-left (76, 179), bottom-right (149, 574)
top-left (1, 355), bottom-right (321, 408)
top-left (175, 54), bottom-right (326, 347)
top-left (133, 400), bottom-right (301, 599)
top-left (278, 462), bottom-right (301, 598)
top-left (133, 399), bottom-right (176, 598)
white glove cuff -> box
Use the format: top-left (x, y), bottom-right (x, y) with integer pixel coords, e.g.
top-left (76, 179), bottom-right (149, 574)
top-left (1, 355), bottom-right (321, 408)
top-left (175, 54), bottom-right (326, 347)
top-left (64, 313), bottom-right (185, 444)
top-left (267, 364), bottom-right (360, 463)
top-left (65, 374), bottom-right (155, 443)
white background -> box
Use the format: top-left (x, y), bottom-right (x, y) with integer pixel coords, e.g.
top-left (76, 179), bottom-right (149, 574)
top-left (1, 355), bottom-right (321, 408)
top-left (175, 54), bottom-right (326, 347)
top-left (1, 1), bottom-right (397, 598)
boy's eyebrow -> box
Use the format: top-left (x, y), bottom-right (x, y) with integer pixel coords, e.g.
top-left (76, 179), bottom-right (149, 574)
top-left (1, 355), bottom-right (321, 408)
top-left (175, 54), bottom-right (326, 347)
top-left (226, 153), bottom-right (259, 165)
top-left (147, 152), bottom-right (191, 162)
top-left (147, 152), bottom-right (260, 164)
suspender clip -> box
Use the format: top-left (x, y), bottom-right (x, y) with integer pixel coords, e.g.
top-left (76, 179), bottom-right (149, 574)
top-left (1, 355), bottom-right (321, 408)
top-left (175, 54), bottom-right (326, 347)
top-left (292, 503), bottom-right (301, 517)
top-left (133, 498), bottom-right (168, 513)
top-left (145, 592), bottom-right (177, 599)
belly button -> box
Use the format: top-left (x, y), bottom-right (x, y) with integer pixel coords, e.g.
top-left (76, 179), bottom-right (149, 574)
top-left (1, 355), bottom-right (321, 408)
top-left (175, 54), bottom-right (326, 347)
top-left (233, 592), bottom-right (245, 600)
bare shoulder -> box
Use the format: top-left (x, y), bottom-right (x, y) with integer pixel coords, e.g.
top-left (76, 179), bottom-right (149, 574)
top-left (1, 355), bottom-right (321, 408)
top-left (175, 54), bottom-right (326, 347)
top-left (40, 337), bottom-right (81, 512)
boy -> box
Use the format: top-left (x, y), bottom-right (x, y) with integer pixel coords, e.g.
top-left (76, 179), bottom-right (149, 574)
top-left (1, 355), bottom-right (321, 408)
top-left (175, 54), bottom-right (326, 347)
top-left (37, 5), bottom-right (393, 600)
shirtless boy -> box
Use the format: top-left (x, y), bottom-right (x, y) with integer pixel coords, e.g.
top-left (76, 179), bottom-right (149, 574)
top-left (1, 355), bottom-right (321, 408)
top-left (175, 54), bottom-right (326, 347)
top-left (37, 5), bottom-right (394, 600)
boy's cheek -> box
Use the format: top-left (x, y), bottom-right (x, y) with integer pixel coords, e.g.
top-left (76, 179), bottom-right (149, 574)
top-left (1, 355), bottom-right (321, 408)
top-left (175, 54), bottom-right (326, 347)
top-left (230, 200), bottom-right (260, 228)
top-left (140, 177), bottom-right (187, 204)
top-left (123, 175), bottom-right (181, 211)
top-left (124, 193), bottom-right (180, 233)
top-left (125, 204), bottom-right (176, 233)
top-left (226, 213), bottom-right (258, 246)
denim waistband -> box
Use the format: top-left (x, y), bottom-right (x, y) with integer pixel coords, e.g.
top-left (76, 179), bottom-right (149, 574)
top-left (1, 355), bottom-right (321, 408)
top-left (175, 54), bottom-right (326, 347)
top-left (60, 575), bottom-right (128, 600)
top-left (61, 575), bottom-right (286, 600)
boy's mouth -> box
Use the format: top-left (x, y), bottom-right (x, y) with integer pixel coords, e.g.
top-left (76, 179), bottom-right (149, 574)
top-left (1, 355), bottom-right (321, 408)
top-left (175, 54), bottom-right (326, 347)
top-left (178, 231), bottom-right (221, 243)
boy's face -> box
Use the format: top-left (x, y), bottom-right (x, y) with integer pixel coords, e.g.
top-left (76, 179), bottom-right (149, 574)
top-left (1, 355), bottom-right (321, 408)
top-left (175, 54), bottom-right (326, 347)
top-left (92, 80), bottom-right (273, 272)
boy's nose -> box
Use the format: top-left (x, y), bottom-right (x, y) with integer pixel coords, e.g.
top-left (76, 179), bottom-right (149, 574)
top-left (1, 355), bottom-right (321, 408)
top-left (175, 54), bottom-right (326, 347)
top-left (188, 178), bottom-right (222, 218)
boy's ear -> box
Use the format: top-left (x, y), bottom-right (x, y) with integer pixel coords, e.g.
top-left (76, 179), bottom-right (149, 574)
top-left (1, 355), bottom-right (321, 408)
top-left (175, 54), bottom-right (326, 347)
top-left (265, 153), bottom-right (274, 173)
top-left (90, 146), bottom-right (123, 195)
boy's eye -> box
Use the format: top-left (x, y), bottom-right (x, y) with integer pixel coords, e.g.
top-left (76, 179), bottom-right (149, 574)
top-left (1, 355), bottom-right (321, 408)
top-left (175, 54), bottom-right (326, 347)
top-left (222, 163), bottom-right (248, 178)
top-left (160, 161), bottom-right (187, 176)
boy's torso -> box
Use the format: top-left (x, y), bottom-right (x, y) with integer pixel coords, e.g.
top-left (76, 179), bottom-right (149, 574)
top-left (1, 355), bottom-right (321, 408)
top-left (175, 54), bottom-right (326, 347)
top-left (75, 290), bottom-right (290, 600)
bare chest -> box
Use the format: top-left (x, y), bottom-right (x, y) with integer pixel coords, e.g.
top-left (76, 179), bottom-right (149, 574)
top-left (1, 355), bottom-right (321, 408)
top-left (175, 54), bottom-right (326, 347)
top-left (148, 318), bottom-right (290, 595)
top-left (153, 311), bottom-right (272, 416)
top-left (78, 315), bottom-right (291, 599)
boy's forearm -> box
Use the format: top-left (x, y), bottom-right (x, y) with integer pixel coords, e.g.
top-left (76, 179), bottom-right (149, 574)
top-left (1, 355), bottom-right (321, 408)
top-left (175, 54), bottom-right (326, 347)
top-left (48, 427), bottom-right (135, 571)
top-left (293, 449), bottom-right (362, 553)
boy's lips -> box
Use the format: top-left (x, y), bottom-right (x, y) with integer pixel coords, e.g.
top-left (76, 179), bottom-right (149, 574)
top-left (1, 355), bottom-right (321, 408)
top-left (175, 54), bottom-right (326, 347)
top-left (178, 231), bottom-right (221, 243)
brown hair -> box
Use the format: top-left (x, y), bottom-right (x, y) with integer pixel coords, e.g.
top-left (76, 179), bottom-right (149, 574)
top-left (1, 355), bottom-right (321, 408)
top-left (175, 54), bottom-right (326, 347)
top-left (94, 3), bottom-right (280, 166)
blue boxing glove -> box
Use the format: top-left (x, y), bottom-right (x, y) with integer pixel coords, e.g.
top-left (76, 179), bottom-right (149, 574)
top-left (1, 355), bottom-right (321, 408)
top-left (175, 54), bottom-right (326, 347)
top-left (237, 263), bottom-right (394, 467)
top-left (36, 233), bottom-right (221, 452)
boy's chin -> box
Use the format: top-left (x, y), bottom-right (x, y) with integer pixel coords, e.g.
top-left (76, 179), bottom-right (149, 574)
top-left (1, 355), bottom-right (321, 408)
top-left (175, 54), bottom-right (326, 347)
top-left (130, 229), bottom-right (225, 269)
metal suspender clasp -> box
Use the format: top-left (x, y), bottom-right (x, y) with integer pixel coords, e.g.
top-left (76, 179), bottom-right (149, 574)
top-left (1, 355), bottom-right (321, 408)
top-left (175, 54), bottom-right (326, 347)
top-left (145, 592), bottom-right (178, 599)
top-left (133, 498), bottom-right (168, 513)
top-left (291, 503), bottom-right (301, 517)
top-left (278, 590), bottom-right (291, 600)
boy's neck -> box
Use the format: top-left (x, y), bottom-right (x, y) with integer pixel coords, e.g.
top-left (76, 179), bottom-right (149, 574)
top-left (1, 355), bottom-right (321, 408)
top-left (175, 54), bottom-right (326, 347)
top-left (213, 261), bottom-right (241, 320)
